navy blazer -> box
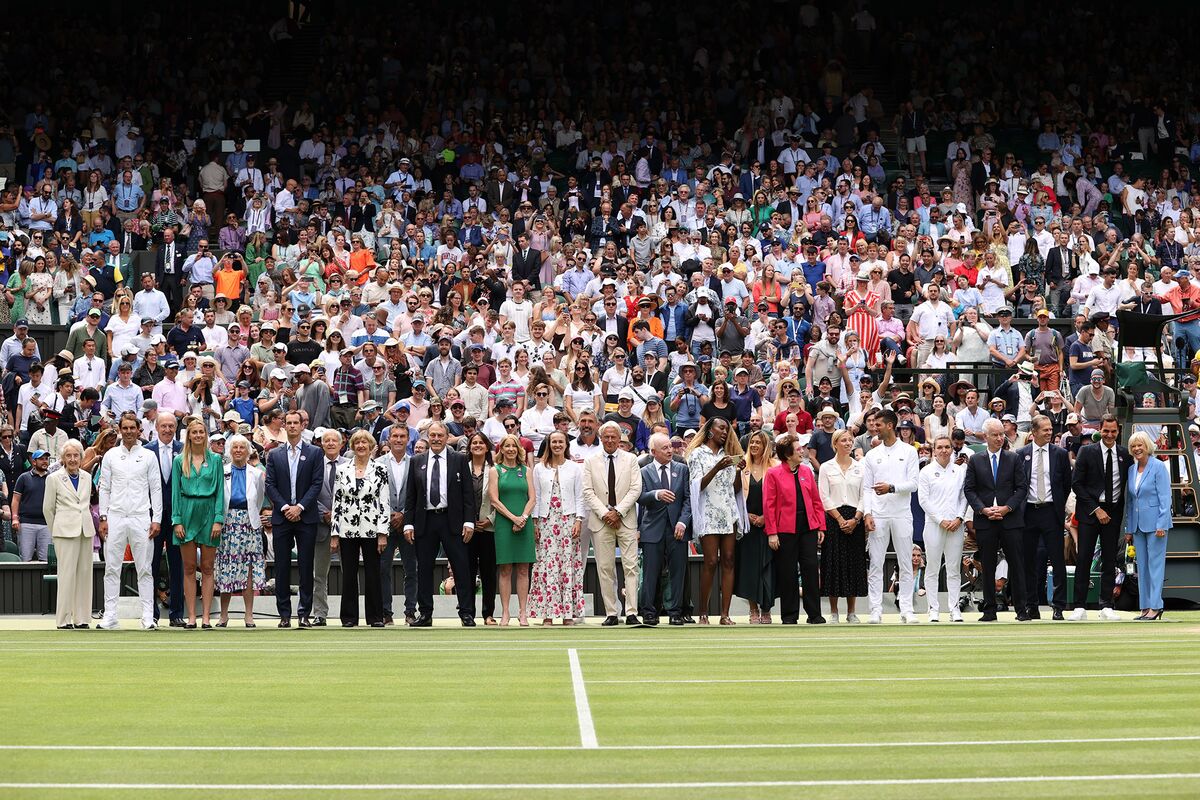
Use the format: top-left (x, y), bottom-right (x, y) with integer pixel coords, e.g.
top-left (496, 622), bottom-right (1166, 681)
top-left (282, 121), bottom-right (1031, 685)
top-left (264, 441), bottom-right (324, 526)
top-left (637, 459), bottom-right (692, 543)
top-left (404, 448), bottom-right (474, 536)
top-left (1016, 442), bottom-right (1072, 525)
top-left (144, 439), bottom-right (182, 527)
top-left (963, 447), bottom-right (1029, 530)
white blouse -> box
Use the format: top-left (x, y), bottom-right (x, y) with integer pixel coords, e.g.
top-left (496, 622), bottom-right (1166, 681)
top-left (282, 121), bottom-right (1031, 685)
top-left (817, 457), bottom-right (865, 513)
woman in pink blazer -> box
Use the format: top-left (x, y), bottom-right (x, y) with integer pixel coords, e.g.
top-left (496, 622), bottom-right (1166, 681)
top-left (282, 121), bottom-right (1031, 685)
top-left (762, 433), bottom-right (827, 624)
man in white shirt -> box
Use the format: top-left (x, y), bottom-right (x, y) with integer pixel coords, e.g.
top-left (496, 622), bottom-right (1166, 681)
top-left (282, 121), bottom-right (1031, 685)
top-left (499, 283), bottom-right (534, 343)
top-left (955, 390), bottom-right (990, 445)
top-left (72, 338), bottom-right (107, 390)
top-left (132, 274), bottom-right (171, 335)
top-left (97, 411), bottom-right (163, 630)
top-left (861, 410), bottom-right (921, 624)
top-left (906, 284), bottom-right (955, 368)
top-left (1082, 268), bottom-right (1124, 317)
top-left (917, 436), bottom-right (968, 622)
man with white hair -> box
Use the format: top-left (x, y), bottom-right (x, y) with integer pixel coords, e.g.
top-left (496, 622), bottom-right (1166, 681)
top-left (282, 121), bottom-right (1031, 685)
top-left (581, 421), bottom-right (643, 625)
top-left (861, 408), bottom-right (920, 624)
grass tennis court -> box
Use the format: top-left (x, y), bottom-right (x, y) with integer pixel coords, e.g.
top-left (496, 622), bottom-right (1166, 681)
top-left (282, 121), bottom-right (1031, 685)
top-left (1, 617), bottom-right (1199, 799)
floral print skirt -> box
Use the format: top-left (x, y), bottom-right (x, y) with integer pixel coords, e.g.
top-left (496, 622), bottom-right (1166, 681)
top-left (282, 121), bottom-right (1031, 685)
top-left (529, 483), bottom-right (584, 619)
top-left (215, 509), bottom-right (266, 594)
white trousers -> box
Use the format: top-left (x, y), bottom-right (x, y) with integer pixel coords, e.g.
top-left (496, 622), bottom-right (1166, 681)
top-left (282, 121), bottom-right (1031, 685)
top-left (868, 516), bottom-right (914, 616)
top-left (103, 514), bottom-right (154, 626)
top-left (591, 524), bottom-right (638, 618)
top-left (922, 515), bottom-right (964, 615)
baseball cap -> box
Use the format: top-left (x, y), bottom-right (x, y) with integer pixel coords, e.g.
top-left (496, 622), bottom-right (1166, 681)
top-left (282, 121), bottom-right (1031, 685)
top-left (29, 450), bottom-right (48, 460)
top-left (1066, 413), bottom-right (1081, 424)
top-left (618, 387), bottom-right (636, 402)
top-left (1091, 369), bottom-right (1105, 380)
top-left (223, 410), bottom-right (242, 422)
top-left (270, 368), bottom-right (287, 381)
top-left (292, 363), bottom-right (311, 374)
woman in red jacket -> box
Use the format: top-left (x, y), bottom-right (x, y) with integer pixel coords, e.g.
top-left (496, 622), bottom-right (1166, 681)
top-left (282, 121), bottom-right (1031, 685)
top-left (762, 433), bottom-right (827, 624)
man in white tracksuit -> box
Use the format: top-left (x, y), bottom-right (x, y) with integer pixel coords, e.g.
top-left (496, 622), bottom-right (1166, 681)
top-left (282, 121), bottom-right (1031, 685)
top-left (97, 411), bottom-right (163, 630)
top-left (917, 435), bottom-right (969, 622)
top-left (861, 409), bottom-right (920, 623)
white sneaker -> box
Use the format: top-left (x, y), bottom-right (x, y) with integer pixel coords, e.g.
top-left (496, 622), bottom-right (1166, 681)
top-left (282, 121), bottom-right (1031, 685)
top-left (902, 613), bottom-right (919, 624)
top-left (950, 608), bottom-right (963, 622)
top-left (142, 620), bottom-right (158, 630)
top-left (1068, 608), bottom-right (1088, 621)
top-left (868, 612), bottom-right (882, 624)
top-left (845, 614), bottom-right (861, 624)
top-left (928, 612), bottom-right (940, 623)
top-left (1098, 608), bottom-right (1121, 622)
top-left (829, 613), bottom-right (839, 624)
top-left (98, 618), bottom-right (120, 630)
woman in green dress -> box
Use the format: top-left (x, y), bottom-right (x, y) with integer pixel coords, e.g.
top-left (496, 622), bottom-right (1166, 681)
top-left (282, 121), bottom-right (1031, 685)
top-left (172, 418), bottom-right (226, 629)
top-left (488, 433), bottom-right (535, 626)
top-left (4, 258), bottom-right (32, 323)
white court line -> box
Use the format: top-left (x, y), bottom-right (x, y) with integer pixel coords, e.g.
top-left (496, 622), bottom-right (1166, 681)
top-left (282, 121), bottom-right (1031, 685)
top-left (2, 734), bottom-right (1199, 753)
top-left (592, 671), bottom-right (1200, 685)
top-left (567, 648), bottom-right (598, 749)
top-left (2, 773), bottom-right (1199, 791)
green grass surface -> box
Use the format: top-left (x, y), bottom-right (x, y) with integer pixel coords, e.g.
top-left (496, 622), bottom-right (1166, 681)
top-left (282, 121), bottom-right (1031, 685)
top-left (1, 617), bottom-right (1199, 799)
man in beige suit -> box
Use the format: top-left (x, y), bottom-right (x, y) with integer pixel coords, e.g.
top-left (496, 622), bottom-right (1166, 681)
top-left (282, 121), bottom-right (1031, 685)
top-left (581, 422), bottom-right (644, 625)
top-left (42, 441), bottom-right (95, 630)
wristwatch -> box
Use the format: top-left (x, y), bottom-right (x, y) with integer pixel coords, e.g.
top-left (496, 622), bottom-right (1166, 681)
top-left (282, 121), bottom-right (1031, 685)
top-left (98, 515), bottom-right (107, 522)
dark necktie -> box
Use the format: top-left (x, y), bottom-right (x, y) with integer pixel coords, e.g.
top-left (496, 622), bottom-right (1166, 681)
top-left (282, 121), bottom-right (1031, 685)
top-left (326, 460), bottom-right (336, 492)
top-left (608, 455), bottom-right (617, 507)
top-left (660, 464), bottom-right (669, 490)
top-left (431, 453), bottom-right (442, 507)
top-left (1104, 448), bottom-right (1113, 504)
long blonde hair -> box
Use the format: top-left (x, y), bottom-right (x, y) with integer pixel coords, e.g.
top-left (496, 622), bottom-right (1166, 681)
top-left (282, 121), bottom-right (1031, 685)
top-left (743, 430), bottom-right (775, 473)
top-left (180, 418), bottom-right (210, 478)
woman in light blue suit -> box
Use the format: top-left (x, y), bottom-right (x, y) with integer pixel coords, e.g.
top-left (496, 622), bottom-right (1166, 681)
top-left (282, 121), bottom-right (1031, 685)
top-left (1124, 432), bottom-right (1171, 621)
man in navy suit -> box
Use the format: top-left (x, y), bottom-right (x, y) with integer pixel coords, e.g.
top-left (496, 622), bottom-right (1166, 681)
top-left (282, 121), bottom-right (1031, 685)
top-left (1018, 415), bottom-right (1073, 620)
top-left (637, 433), bottom-right (692, 625)
top-left (403, 421), bottom-right (476, 627)
top-left (145, 414), bottom-right (184, 626)
top-left (1069, 414), bottom-right (1131, 621)
top-left (964, 418), bottom-right (1029, 621)
top-left (264, 410), bottom-right (324, 628)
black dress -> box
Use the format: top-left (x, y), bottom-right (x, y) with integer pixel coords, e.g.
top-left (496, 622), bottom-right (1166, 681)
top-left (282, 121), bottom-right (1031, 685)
top-left (734, 475), bottom-right (774, 608)
top-left (821, 505), bottom-right (868, 598)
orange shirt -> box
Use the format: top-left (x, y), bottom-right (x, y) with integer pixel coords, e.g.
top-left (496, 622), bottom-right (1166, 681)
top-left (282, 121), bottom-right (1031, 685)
top-left (214, 267), bottom-right (245, 301)
top-left (349, 249), bottom-right (376, 283)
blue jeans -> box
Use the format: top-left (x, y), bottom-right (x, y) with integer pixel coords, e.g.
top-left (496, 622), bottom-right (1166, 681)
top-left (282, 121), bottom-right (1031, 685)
top-left (1175, 320), bottom-right (1200, 367)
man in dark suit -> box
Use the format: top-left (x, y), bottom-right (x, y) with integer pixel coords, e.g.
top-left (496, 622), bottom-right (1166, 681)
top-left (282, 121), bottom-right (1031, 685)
top-left (485, 170), bottom-right (516, 217)
top-left (596, 295), bottom-right (630, 345)
top-left (1069, 414), bottom-right (1131, 621)
top-left (1043, 230), bottom-right (1076, 315)
top-left (403, 420), bottom-right (476, 627)
top-left (511, 232), bottom-right (542, 290)
top-left (637, 433), bottom-right (692, 625)
top-left (964, 417), bottom-right (1029, 621)
top-left (145, 414), bottom-right (184, 626)
top-left (1018, 415), bottom-right (1072, 620)
top-left (264, 410), bottom-right (324, 628)
top-left (155, 227), bottom-right (187, 311)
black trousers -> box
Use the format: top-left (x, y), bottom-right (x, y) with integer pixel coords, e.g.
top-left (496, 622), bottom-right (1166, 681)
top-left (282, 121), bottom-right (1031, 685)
top-left (339, 538), bottom-right (383, 626)
top-left (380, 526), bottom-right (418, 618)
top-left (975, 523), bottom-right (1025, 614)
top-left (467, 529), bottom-right (497, 619)
top-left (273, 521), bottom-right (316, 619)
top-left (774, 532), bottom-right (822, 623)
top-left (152, 531), bottom-right (184, 621)
top-left (1075, 502), bottom-right (1122, 609)
top-left (1023, 504), bottom-right (1066, 611)
top-left (640, 534), bottom-right (687, 619)
top-left (160, 272), bottom-right (183, 311)
top-left (415, 512), bottom-right (475, 620)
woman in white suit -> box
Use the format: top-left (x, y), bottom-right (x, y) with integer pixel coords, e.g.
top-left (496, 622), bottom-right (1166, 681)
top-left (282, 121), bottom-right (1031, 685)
top-left (529, 430), bottom-right (586, 625)
top-left (331, 429), bottom-right (391, 627)
top-left (1124, 431), bottom-right (1172, 621)
top-left (42, 440), bottom-right (94, 630)
top-left (216, 435), bottom-right (267, 628)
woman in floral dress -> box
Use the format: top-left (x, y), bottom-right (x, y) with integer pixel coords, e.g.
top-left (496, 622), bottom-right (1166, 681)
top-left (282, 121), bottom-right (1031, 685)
top-left (530, 430), bottom-right (585, 625)
top-left (215, 436), bottom-right (266, 627)
top-left (687, 417), bottom-right (745, 625)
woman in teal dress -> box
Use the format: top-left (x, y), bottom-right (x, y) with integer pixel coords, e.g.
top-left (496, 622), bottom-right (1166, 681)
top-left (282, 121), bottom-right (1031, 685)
top-left (489, 434), bottom-right (535, 626)
top-left (172, 418), bottom-right (225, 629)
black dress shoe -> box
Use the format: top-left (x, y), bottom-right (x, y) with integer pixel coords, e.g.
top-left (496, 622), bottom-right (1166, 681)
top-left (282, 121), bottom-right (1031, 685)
top-left (384, 616), bottom-right (394, 626)
top-left (781, 618), bottom-right (798, 625)
top-left (298, 617), bottom-right (313, 629)
top-left (668, 617), bottom-right (684, 626)
top-left (643, 616), bottom-right (659, 626)
top-left (341, 621), bottom-right (358, 628)
top-left (806, 617), bottom-right (827, 624)
top-left (461, 617), bottom-right (477, 627)
top-left (601, 616), bottom-right (619, 626)
top-left (278, 618), bottom-right (291, 629)
top-left (311, 617), bottom-right (327, 627)
top-left (370, 622), bottom-right (385, 628)
top-left (681, 615), bottom-right (696, 624)
top-left (409, 615), bottom-right (433, 627)
top-left (625, 614), bottom-right (641, 626)
top-left (1015, 612), bottom-right (1030, 622)
top-left (404, 613), bottom-right (416, 626)
top-left (1026, 609), bottom-right (1042, 620)
top-left (1052, 609), bottom-right (1065, 620)
top-left (169, 619), bottom-right (187, 628)
top-left (978, 612), bottom-right (998, 622)
top-left (73, 624), bottom-right (89, 629)
top-left (57, 625), bottom-right (73, 630)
